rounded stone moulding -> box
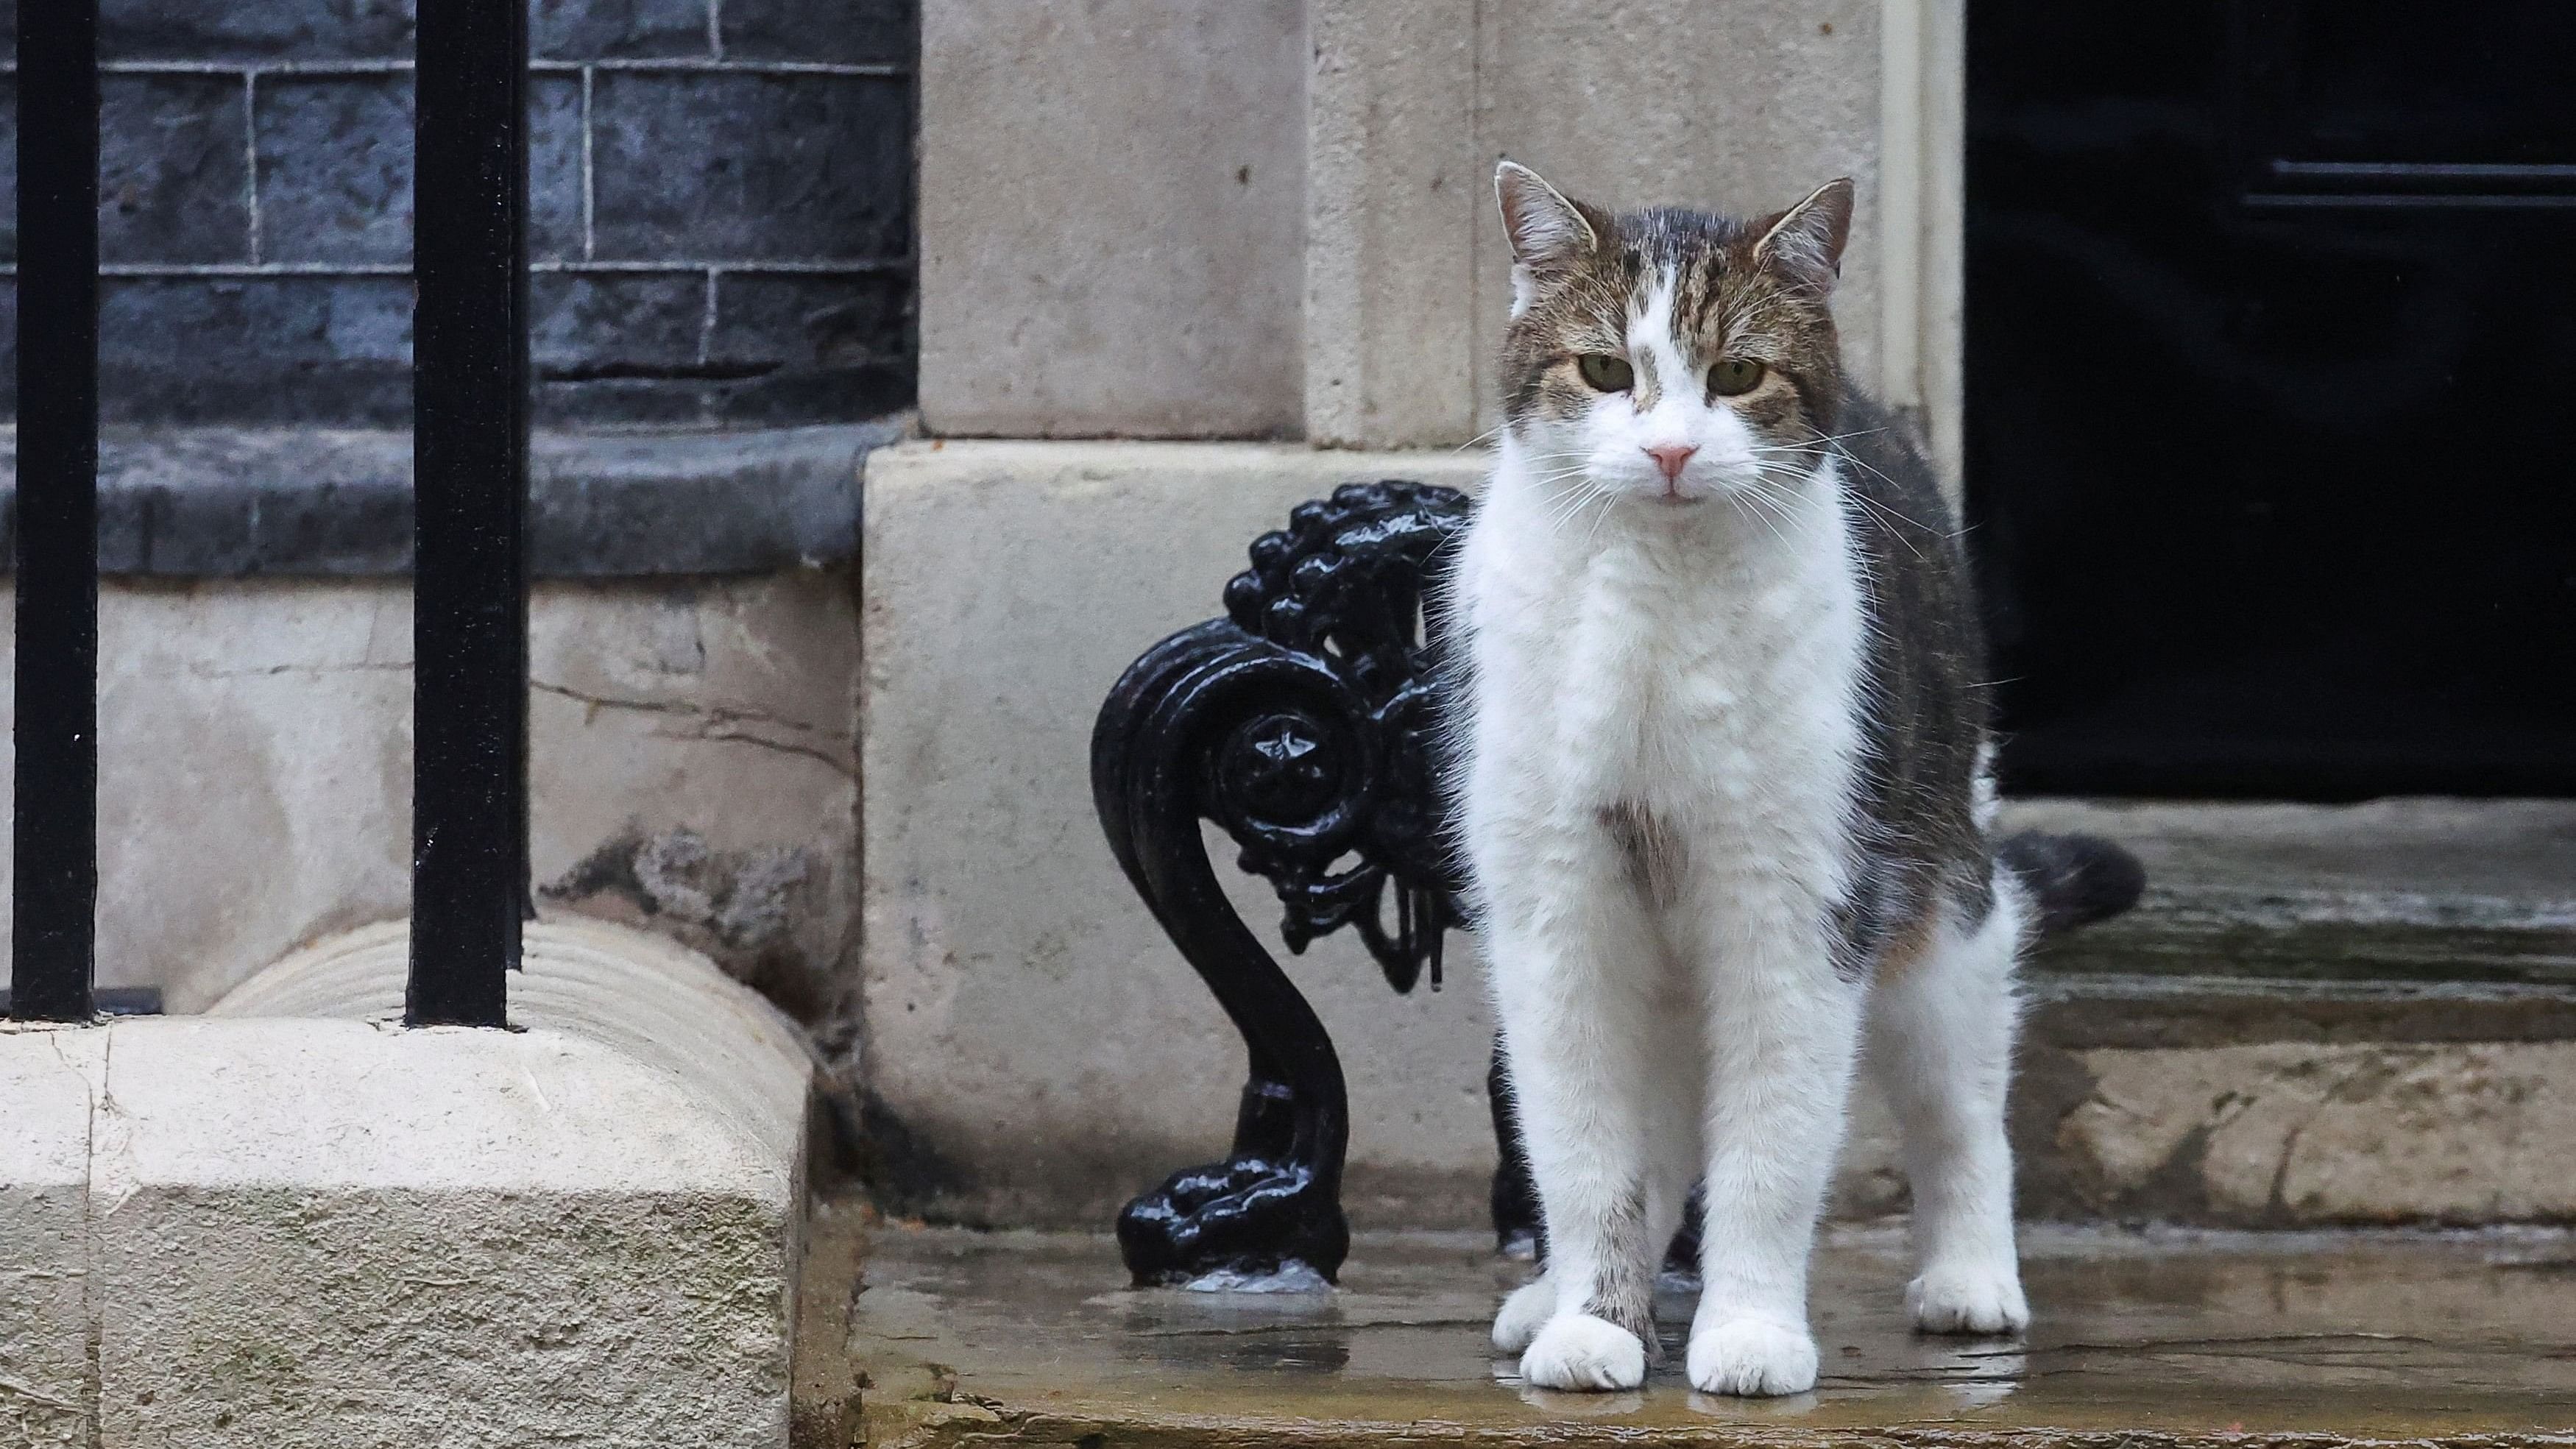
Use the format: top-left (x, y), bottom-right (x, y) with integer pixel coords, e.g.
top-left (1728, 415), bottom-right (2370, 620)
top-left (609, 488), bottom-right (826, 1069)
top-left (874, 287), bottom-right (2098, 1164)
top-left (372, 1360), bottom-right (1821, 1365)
top-left (209, 914), bottom-right (816, 1175)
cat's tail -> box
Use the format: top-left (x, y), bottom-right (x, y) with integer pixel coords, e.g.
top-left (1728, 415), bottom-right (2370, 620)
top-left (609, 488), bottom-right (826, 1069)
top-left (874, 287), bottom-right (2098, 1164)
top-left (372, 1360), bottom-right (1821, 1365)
top-left (1996, 831), bottom-right (2145, 938)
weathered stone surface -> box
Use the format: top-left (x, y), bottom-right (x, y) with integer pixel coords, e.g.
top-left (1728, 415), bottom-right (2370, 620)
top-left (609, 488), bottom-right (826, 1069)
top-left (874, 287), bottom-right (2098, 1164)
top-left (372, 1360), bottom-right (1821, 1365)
top-left (254, 75), bottom-right (415, 266)
top-left (590, 71), bottom-right (910, 262)
top-left (711, 271), bottom-right (912, 373)
top-left (102, 74), bottom-right (251, 266)
top-left (529, 73), bottom-right (590, 262)
top-left (917, 0), bottom-right (1304, 438)
top-left (2056, 1041), bottom-right (2576, 1225)
top-left (99, 0), bottom-right (414, 60)
top-left (1303, 0), bottom-right (1478, 448)
top-left (0, 422), bottom-right (886, 578)
top-left (1, 1), bottom-right (913, 428)
top-left (102, 275), bottom-right (416, 425)
top-left (721, 0), bottom-right (907, 64)
top-left (0, 570), bottom-right (859, 1057)
top-left (0, 918), bottom-right (816, 1448)
top-left (534, 271), bottom-right (707, 375)
top-left (534, 0), bottom-right (710, 60)
top-left (0, 1029), bottom-right (105, 1449)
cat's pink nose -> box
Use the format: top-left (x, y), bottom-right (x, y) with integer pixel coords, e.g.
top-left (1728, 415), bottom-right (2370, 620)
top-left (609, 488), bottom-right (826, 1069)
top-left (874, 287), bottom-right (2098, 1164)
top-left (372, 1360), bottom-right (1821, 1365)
top-left (1643, 444), bottom-right (1698, 481)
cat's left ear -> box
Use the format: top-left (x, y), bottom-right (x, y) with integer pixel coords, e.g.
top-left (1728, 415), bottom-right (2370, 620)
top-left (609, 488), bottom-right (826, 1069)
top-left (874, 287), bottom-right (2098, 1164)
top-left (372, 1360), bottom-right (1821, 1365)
top-left (1752, 177), bottom-right (1855, 289)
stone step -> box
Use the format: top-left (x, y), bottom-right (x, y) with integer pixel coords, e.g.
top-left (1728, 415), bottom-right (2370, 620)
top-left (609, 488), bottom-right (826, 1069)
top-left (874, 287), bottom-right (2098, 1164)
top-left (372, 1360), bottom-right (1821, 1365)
top-left (841, 1216), bottom-right (2576, 1448)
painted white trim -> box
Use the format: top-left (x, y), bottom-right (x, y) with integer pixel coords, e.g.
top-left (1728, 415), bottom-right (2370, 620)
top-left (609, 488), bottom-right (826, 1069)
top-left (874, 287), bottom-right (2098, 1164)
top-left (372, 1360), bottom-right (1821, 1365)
top-left (1877, 0), bottom-right (1967, 499)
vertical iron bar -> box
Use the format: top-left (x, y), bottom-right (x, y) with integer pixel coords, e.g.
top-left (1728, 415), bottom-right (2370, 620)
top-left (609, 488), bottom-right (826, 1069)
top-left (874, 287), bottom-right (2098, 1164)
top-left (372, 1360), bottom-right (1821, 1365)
top-left (10, 0), bottom-right (102, 1023)
top-left (408, 0), bottom-right (528, 1027)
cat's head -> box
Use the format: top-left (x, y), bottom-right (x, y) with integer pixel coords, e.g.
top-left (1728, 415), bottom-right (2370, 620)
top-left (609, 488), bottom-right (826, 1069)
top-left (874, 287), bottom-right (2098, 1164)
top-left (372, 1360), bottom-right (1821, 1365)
top-left (1494, 162), bottom-right (1853, 508)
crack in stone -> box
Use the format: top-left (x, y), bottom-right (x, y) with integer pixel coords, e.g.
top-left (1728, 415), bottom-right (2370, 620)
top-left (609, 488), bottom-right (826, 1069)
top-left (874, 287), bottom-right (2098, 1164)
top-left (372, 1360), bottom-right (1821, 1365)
top-left (533, 679), bottom-right (853, 777)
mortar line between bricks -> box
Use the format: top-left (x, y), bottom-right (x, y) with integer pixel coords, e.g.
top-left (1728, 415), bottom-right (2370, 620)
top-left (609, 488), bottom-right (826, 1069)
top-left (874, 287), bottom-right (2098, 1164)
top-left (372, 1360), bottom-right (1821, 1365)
top-left (242, 72), bottom-right (263, 264)
top-left (707, 0), bottom-right (726, 60)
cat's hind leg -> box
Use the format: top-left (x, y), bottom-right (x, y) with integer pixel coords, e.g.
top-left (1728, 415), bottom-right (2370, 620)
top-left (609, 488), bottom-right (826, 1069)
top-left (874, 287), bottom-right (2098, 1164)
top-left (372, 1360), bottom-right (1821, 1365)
top-left (1866, 879), bottom-right (2031, 1336)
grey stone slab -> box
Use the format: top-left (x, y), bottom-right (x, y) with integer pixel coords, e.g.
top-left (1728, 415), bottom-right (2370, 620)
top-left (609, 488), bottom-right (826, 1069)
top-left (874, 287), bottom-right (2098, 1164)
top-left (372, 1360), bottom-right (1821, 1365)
top-left (531, 73), bottom-right (589, 263)
top-left (100, 0), bottom-right (415, 60)
top-left (709, 270), bottom-right (910, 371)
top-left (534, 0), bottom-right (711, 60)
top-left (102, 74), bottom-right (254, 266)
top-left (537, 364), bottom-right (911, 428)
top-left (254, 75), bottom-right (414, 266)
top-left (534, 270), bottom-right (706, 375)
top-left (101, 276), bottom-right (415, 426)
top-left (590, 71), bottom-right (907, 261)
top-left (719, 0), bottom-right (907, 65)
top-left (0, 420), bottom-right (894, 577)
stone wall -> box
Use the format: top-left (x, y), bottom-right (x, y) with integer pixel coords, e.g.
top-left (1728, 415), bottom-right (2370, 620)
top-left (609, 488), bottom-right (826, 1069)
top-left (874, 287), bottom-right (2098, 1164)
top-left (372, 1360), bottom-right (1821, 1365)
top-left (0, 0), bottom-right (914, 426)
top-left (919, 0), bottom-right (1963, 466)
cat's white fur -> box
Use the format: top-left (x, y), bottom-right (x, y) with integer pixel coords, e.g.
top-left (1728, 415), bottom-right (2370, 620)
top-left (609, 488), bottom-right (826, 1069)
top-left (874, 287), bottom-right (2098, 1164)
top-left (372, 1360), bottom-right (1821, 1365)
top-left (1455, 258), bottom-right (2029, 1396)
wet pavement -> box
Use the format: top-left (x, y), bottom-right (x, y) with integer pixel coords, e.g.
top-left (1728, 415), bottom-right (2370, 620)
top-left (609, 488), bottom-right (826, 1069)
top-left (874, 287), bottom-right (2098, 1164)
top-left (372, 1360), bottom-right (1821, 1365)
top-left (842, 1219), bottom-right (2576, 1447)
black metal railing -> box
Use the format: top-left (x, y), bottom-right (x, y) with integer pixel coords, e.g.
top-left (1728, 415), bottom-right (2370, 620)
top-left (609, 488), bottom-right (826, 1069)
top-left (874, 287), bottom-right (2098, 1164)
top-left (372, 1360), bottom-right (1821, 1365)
top-left (9, 0), bottom-right (102, 1024)
top-left (6, 0), bottom-right (532, 1029)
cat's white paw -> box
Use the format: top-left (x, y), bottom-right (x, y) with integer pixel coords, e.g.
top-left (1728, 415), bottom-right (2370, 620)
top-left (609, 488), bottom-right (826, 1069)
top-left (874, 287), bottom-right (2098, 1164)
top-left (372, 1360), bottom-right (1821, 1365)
top-left (1519, 1314), bottom-right (1647, 1392)
top-left (1907, 1264), bottom-right (2030, 1336)
top-left (1493, 1276), bottom-right (1557, 1354)
top-left (1685, 1316), bottom-right (1818, 1397)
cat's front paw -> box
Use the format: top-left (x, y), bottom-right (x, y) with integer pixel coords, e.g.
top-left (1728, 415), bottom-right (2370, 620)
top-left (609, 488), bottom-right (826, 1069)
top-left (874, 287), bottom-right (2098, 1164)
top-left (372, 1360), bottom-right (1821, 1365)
top-left (1520, 1313), bottom-right (1647, 1392)
top-left (1907, 1264), bottom-right (2029, 1336)
top-left (1493, 1275), bottom-right (1556, 1354)
top-left (1685, 1316), bottom-right (1817, 1397)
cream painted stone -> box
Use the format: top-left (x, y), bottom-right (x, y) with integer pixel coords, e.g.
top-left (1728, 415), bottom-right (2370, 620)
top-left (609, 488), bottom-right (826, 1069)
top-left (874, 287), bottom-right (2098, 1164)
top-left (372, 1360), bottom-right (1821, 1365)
top-left (0, 1028), bottom-right (104, 1449)
top-left (208, 915), bottom-right (817, 1174)
top-left (917, 0), bottom-right (1308, 439)
top-left (0, 920), bottom-right (818, 1447)
top-left (91, 1017), bottom-right (796, 1448)
top-left (863, 442), bottom-right (1492, 1225)
top-left (2064, 1041), bottom-right (2576, 1224)
top-left (1305, 0), bottom-right (1480, 448)
top-left (0, 574), bottom-right (857, 1030)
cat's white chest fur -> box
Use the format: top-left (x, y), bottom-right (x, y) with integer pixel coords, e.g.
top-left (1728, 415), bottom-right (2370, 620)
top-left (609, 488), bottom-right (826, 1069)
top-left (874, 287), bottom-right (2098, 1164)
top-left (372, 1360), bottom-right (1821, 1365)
top-left (1454, 441), bottom-right (1866, 916)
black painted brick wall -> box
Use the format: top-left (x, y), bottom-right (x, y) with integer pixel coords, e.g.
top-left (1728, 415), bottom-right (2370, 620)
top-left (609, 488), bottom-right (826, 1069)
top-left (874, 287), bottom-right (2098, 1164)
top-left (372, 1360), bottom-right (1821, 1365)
top-left (0, 0), bottom-right (913, 428)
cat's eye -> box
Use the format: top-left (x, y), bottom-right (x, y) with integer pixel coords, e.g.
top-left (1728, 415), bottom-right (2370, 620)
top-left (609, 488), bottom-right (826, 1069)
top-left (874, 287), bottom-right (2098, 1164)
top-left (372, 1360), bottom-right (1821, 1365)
top-left (1575, 354), bottom-right (1634, 392)
top-left (1708, 357), bottom-right (1767, 397)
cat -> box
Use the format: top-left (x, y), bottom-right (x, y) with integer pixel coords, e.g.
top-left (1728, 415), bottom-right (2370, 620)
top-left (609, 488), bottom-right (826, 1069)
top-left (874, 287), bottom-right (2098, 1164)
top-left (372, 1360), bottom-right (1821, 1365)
top-left (1447, 163), bottom-right (2142, 1397)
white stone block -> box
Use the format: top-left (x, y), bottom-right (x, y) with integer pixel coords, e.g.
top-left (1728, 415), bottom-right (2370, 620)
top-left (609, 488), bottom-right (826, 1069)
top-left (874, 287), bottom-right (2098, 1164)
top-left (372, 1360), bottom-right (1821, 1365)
top-left (1, 919), bottom-right (813, 1448)
top-left (0, 1028), bottom-right (105, 1449)
top-left (91, 1017), bottom-right (794, 1448)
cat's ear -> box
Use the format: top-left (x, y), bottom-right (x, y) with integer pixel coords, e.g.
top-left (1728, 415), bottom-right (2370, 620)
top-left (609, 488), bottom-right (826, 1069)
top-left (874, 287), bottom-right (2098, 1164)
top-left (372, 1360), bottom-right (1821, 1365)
top-left (1496, 161), bottom-right (1599, 274)
top-left (1752, 177), bottom-right (1855, 289)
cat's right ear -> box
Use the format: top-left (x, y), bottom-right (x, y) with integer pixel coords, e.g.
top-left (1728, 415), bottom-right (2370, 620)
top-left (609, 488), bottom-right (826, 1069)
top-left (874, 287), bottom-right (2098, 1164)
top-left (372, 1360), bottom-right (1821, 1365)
top-left (1496, 162), bottom-right (1597, 311)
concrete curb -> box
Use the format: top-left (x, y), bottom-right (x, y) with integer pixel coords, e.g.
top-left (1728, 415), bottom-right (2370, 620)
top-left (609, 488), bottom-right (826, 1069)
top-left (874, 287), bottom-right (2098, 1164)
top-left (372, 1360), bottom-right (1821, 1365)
top-left (1, 917), bottom-right (815, 1448)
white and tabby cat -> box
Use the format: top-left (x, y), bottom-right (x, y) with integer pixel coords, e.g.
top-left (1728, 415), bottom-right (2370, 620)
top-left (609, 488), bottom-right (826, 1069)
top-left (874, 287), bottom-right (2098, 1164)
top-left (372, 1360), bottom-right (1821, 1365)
top-left (1449, 163), bottom-right (2141, 1397)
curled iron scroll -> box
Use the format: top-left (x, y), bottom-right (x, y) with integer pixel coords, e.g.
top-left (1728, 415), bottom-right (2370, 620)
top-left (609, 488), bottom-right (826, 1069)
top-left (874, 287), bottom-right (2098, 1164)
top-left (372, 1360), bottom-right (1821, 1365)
top-left (1090, 481), bottom-right (1473, 1284)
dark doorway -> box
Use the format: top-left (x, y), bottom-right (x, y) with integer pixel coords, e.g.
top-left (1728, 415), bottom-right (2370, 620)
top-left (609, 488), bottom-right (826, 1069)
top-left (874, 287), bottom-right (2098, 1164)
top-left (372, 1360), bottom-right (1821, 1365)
top-left (1964, 0), bottom-right (2576, 799)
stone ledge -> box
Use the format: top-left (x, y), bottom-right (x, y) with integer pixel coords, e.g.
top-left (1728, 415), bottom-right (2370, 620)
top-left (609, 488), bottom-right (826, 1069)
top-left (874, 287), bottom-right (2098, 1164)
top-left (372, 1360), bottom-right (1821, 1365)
top-left (1, 917), bottom-right (816, 1449)
top-left (0, 417), bottom-right (905, 578)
